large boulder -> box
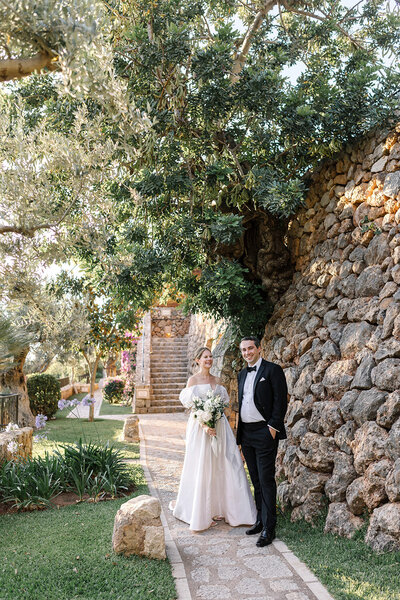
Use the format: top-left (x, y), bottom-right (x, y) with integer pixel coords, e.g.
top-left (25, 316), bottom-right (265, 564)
top-left (352, 388), bottom-right (387, 426)
top-left (385, 459), bottom-right (400, 502)
top-left (309, 401), bottom-right (343, 436)
top-left (112, 495), bottom-right (166, 559)
top-left (363, 459), bottom-right (392, 511)
top-left (376, 391), bottom-right (400, 429)
top-left (123, 415), bottom-right (140, 443)
top-left (289, 466), bottom-right (330, 507)
top-left (283, 444), bottom-right (301, 480)
top-left (351, 356), bottom-right (376, 389)
top-left (297, 432), bottom-right (336, 472)
top-left (371, 359), bottom-right (400, 392)
top-left (325, 452), bottom-right (357, 502)
top-left (339, 322), bottom-right (374, 358)
top-left (354, 266), bottom-right (384, 298)
top-left (290, 493), bottom-right (326, 525)
top-left (324, 502), bottom-right (364, 539)
top-left (334, 421), bottom-right (356, 454)
top-left (351, 422), bottom-right (388, 474)
top-left (386, 418), bottom-right (400, 461)
top-left (322, 360), bottom-right (357, 395)
top-left (346, 477), bottom-right (366, 515)
top-left (339, 390), bottom-right (359, 421)
top-left (365, 503), bottom-right (400, 552)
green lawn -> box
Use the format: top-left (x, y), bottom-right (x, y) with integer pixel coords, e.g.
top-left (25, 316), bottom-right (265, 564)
top-left (0, 485), bottom-right (176, 600)
top-left (99, 398), bottom-right (133, 416)
top-left (34, 406), bottom-right (139, 461)
top-left (278, 511), bottom-right (400, 600)
top-left (0, 410), bottom-right (176, 600)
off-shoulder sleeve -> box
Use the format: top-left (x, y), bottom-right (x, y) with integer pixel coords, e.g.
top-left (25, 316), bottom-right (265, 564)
top-left (179, 387), bottom-right (195, 409)
top-left (219, 385), bottom-right (230, 405)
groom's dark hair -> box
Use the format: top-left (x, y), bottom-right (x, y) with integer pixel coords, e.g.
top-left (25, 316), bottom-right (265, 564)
top-left (240, 336), bottom-right (261, 348)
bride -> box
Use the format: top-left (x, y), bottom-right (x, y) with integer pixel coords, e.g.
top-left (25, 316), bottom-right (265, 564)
top-left (170, 347), bottom-right (257, 531)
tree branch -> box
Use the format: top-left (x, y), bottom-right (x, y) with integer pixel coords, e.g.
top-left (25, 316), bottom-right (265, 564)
top-left (231, 0), bottom-right (278, 83)
top-left (0, 52), bottom-right (58, 82)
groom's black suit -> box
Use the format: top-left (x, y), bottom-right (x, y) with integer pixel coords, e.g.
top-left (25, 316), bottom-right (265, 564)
top-left (237, 358), bottom-right (288, 533)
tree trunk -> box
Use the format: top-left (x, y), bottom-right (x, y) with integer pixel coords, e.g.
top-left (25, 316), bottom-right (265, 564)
top-left (0, 349), bottom-right (34, 427)
top-left (88, 354), bottom-right (101, 422)
top-left (105, 353), bottom-right (117, 377)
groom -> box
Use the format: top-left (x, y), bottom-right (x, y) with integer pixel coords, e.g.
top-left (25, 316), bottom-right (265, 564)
top-left (237, 336), bottom-right (288, 547)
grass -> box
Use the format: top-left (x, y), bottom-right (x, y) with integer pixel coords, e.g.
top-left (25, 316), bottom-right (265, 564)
top-left (278, 510), bottom-right (400, 600)
top-left (99, 398), bottom-right (132, 416)
top-left (34, 406), bottom-right (139, 461)
top-left (0, 482), bottom-right (176, 600)
top-left (0, 408), bottom-right (176, 600)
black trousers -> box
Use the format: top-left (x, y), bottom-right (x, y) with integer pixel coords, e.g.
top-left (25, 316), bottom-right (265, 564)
top-left (241, 421), bottom-right (278, 532)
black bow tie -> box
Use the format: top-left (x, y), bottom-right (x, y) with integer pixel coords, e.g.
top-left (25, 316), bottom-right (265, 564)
top-left (246, 366), bottom-right (257, 373)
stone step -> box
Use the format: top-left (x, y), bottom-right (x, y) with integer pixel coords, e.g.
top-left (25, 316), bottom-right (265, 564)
top-left (150, 353), bottom-right (188, 359)
top-left (146, 405), bottom-right (185, 413)
top-left (152, 345), bottom-right (189, 351)
top-left (150, 398), bottom-right (183, 406)
top-left (151, 384), bottom-right (186, 389)
top-left (150, 379), bottom-right (187, 385)
top-left (136, 405), bottom-right (185, 414)
top-left (150, 363), bottom-right (187, 375)
top-left (151, 368), bottom-right (188, 374)
top-left (152, 339), bottom-right (189, 344)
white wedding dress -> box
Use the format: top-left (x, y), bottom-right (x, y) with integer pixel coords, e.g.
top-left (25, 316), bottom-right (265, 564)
top-left (171, 383), bottom-right (257, 531)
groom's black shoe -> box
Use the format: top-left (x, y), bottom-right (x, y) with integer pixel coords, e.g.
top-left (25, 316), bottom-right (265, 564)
top-left (256, 527), bottom-right (276, 547)
top-left (245, 520), bottom-right (263, 535)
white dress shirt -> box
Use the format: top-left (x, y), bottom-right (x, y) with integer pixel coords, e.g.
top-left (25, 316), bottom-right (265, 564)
top-left (240, 357), bottom-right (279, 432)
top-left (240, 357), bottom-right (265, 423)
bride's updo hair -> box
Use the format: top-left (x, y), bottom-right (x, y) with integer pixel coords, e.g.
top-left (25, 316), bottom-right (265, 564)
top-left (192, 346), bottom-right (212, 370)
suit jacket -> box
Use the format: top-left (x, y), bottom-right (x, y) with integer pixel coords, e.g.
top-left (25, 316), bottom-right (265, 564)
top-left (236, 358), bottom-right (288, 445)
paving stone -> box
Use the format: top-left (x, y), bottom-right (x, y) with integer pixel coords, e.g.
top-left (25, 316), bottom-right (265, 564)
top-left (244, 555), bottom-right (293, 579)
top-left (286, 593), bottom-right (311, 600)
top-left (198, 584), bottom-right (231, 599)
top-left (207, 542), bottom-right (232, 554)
top-left (236, 577), bottom-right (266, 595)
top-left (137, 412), bottom-right (333, 600)
top-left (191, 567), bottom-right (210, 583)
top-left (181, 544), bottom-right (200, 556)
top-left (218, 566), bottom-right (245, 580)
top-left (270, 580), bottom-right (300, 592)
top-left (193, 555), bottom-right (232, 567)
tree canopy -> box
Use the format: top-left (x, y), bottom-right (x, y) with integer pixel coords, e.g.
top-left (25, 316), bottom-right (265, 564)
top-left (1, 0), bottom-right (400, 345)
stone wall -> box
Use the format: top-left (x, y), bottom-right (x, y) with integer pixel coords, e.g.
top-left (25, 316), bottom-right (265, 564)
top-left (0, 427), bottom-right (33, 462)
top-left (260, 124), bottom-right (400, 552)
top-left (151, 307), bottom-right (190, 338)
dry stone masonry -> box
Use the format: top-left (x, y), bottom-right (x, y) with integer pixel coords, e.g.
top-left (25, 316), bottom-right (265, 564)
top-left (260, 124), bottom-right (400, 552)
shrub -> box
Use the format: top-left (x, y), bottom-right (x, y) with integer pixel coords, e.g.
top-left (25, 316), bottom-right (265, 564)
top-left (103, 378), bottom-right (125, 404)
top-left (0, 442), bottom-right (131, 508)
top-left (0, 454), bottom-right (64, 509)
top-left (27, 374), bottom-right (61, 418)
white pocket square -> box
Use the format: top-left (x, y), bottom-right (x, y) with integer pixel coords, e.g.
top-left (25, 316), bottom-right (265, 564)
top-left (260, 377), bottom-right (266, 382)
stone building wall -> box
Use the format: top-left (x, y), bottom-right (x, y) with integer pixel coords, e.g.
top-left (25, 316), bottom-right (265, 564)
top-left (260, 124), bottom-right (400, 552)
top-left (151, 307), bottom-right (190, 338)
top-left (0, 427), bottom-right (33, 462)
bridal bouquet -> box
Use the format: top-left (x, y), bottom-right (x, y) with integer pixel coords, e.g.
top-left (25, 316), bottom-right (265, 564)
top-left (191, 390), bottom-right (229, 453)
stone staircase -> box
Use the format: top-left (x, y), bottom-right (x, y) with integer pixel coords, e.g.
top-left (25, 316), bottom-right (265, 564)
top-left (149, 336), bottom-right (189, 413)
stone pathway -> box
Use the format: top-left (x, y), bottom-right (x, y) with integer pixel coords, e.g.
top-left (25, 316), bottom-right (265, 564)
top-left (138, 413), bottom-right (335, 600)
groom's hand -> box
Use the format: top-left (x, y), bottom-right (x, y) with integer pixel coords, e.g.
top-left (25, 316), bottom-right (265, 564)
top-left (268, 426), bottom-right (276, 439)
